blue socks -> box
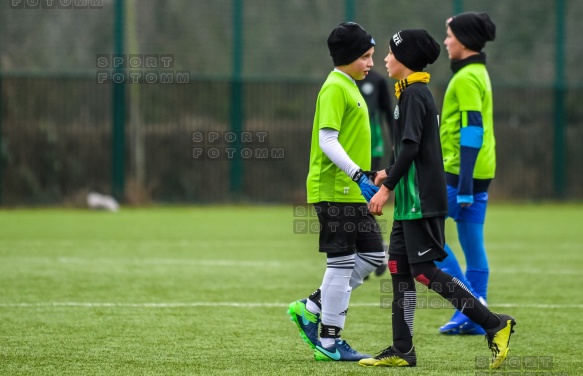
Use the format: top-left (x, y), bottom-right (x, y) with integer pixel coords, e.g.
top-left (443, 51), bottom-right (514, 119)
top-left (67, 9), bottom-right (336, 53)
top-left (436, 221), bottom-right (489, 301)
top-left (436, 243), bottom-right (479, 298)
top-left (457, 221), bottom-right (489, 300)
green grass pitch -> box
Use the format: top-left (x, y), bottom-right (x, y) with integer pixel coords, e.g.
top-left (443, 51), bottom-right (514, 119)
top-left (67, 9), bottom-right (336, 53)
top-left (1, 203), bottom-right (582, 375)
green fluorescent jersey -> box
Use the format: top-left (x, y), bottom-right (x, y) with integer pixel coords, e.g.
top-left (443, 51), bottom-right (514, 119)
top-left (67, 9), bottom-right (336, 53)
top-left (306, 71), bottom-right (371, 203)
top-left (440, 62), bottom-right (496, 179)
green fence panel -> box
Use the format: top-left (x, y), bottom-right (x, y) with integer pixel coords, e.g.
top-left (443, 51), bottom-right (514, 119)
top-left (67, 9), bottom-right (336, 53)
top-left (0, 0), bottom-right (582, 205)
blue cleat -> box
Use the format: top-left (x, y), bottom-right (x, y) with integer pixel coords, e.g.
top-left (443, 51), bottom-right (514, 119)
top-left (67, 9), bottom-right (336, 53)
top-left (459, 319), bottom-right (487, 335)
top-left (287, 299), bottom-right (320, 349)
top-left (314, 339), bottom-right (371, 361)
top-left (440, 310), bottom-right (486, 335)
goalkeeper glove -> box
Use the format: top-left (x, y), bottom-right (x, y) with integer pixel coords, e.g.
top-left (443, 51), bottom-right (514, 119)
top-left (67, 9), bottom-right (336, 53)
top-left (352, 169), bottom-right (379, 202)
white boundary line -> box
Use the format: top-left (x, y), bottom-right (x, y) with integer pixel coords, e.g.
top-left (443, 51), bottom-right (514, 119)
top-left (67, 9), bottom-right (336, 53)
top-left (0, 302), bottom-right (582, 309)
top-left (4, 257), bottom-right (580, 274)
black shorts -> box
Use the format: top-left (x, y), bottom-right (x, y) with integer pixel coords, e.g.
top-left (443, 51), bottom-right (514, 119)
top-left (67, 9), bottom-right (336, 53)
top-left (314, 202), bottom-right (384, 254)
top-left (388, 217), bottom-right (448, 263)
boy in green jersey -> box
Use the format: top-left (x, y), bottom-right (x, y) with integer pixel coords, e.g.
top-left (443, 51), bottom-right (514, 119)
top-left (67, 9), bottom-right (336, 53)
top-left (287, 22), bottom-right (386, 361)
top-left (360, 29), bottom-right (515, 370)
top-left (437, 12), bottom-right (497, 336)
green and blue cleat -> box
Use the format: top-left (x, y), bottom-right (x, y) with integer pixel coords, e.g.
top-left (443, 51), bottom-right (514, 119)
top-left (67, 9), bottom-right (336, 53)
top-left (314, 339), bottom-right (370, 361)
top-left (287, 299), bottom-right (320, 349)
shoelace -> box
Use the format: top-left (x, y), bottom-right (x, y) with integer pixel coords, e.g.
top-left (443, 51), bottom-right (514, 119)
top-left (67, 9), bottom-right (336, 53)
top-left (375, 346), bottom-right (395, 359)
top-left (338, 341), bottom-right (357, 354)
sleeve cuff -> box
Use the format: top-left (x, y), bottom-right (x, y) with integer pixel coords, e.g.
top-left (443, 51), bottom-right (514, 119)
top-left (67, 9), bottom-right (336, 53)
top-left (457, 195), bottom-right (474, 204)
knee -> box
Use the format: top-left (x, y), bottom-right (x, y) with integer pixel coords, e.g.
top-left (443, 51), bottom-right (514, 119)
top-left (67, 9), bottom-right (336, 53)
top-left (410, 262), bottom-right (438, 286)
top-left (358, 251), bottom-right (385, 268)
top-left (387, 254), bottom-right (409, 276)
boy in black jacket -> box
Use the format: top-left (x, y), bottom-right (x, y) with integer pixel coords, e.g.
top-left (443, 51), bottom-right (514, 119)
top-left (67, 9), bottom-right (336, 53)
top-left (361, 29), bottom-right (516, 370)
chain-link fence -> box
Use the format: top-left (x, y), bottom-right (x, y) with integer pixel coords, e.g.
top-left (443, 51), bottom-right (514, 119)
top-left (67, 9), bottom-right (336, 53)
top-left (1, 0), bottom-right (581, 205)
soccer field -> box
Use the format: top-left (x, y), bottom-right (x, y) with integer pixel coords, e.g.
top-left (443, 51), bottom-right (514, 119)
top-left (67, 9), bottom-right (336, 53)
top-left (0, 204), bottom-right (581, 375)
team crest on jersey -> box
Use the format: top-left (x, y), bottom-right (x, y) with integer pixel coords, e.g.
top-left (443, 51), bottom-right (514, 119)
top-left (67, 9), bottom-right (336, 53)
top-left (394, 105), bottom-right (400, 119)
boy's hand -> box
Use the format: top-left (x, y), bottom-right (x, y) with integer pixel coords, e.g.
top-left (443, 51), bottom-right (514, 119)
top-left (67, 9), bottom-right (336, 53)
top-left (368, 185), bottom-right (391, 215)
top-left (373, 169), bottom-right (387, 186)
top-left (363, 170), bottom-right (377, 180)
top-left (353, 170), bottom-right (379, 202)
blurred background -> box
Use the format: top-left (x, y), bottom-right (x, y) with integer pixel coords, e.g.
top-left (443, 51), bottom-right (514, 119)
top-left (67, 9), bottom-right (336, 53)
top-left (0, 0), bottom-right (581, 206)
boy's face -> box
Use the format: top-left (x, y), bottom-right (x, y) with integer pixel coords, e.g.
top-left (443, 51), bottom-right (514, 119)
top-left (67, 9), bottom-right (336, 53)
top-left (384, 48), bottom-right (407, 80)
top-left (444, 26), bottom-right (464, 60)
top-left (342, 46), bottom-right (374, 80)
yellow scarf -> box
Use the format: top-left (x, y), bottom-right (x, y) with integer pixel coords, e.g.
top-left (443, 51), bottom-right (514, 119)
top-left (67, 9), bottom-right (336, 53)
top-left (394, 72), bottom-right (431, 99)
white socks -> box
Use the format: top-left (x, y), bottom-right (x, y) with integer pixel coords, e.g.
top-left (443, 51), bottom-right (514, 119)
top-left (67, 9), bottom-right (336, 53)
top-left (309, 252), bottom-right (385, 349)
top-left (320, 254), bottom-right (354, 332)
top-left (349, 251), bottom-right (386, 289)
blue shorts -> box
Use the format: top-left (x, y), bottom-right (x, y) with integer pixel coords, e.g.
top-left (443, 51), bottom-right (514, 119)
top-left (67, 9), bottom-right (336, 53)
top-left (447, 185), bottom-right (488, 224)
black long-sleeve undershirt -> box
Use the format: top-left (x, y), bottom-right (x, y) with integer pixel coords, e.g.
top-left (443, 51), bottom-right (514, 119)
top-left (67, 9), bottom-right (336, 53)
top-left (382, 140), bottom-right (419, 191)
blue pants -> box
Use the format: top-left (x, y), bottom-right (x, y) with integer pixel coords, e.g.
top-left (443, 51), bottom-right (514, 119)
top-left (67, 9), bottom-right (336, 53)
top-left (436, 187), bottom-right (489, 300)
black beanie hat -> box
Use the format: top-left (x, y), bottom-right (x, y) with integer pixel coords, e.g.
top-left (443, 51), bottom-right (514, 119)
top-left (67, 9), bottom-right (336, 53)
top-left (327, 22), bottom-right (375, 66)
top-left (448, 12), bottom-right (496, 52)
top-left (389, 29), bottom-right (441, 72)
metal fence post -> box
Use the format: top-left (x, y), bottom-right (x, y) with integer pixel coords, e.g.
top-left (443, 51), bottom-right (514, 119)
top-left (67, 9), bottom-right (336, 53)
top-left (453, 0), bottom-right (463, 14)
top-left (0, 75), bottom-right (3, 205)
top-left (553, 0), bottom-right (566, 199)
top-left (344, 0), bottom-right (355, 21)
top-left (230, 0), bottom-right (244, 198)
top-left (112, 0), bottom-right (126, 202)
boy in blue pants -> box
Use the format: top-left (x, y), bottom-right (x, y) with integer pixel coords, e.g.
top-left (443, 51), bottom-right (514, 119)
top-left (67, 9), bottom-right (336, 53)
top-left (438, 12), bottom-right (497, 335)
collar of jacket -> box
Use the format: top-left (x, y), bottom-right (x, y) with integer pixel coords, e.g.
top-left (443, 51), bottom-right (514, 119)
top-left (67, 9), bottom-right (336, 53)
top-left (450, 52), bottom-right (487, 74)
